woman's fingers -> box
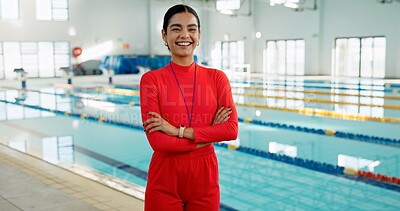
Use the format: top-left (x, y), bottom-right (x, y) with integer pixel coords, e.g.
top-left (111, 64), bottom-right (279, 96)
top-left (148, 126), bottom-right (162, 134)
top-left (215, 106), bottom-right (224, 115)
top-left (143, 111), bottom-right (163, 125)
top-left (147, 111), bottom-right (161, 118)
top-left (219, 107), bottom-right (231, 117)
top-left (213, 107), bottom-right (232, 124)
top-left (144, 122), bottom-right (160, 132)
top-left (143, 117), bottom-right (159, 126)
top-left (142, 111), bottom-right (177, 135)
top-left (223, 115), bottom-right (230, 122)
top-left (217, 112), bottom-right (231, 123)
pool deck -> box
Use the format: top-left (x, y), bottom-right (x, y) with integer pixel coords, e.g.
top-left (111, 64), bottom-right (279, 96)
top-left (0, 144), bottom-right (144, 211)
top-left (0, 75), bottom-right (145, 211)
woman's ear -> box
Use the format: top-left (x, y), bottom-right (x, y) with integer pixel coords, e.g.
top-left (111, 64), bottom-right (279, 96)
top-left (161, 29), bottom-right (167, 43)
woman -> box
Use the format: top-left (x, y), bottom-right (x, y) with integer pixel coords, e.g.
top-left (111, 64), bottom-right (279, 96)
top-left (140, 4), bottom-right (238, 211)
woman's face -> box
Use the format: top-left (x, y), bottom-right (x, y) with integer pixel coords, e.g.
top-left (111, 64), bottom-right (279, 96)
top-left (162, 12), bottom-right (200, 59)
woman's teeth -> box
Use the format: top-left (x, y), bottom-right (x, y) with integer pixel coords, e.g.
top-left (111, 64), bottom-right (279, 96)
top-left (177, 42), bottom-right (191, 46)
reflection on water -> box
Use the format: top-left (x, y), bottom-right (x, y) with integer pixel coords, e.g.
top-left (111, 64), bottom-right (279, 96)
top-left (338, 154), bottom-right (380, 172)
top-left (229, 77), bottom-right (399, 118)
top-left (5, 136), bottom-right (74, 165)
top-left (8, 139), bottom-right (27, 152)
top-left (269, 141), bottom-right (297, 157)
top-left (42, 136), bottom-right (74, 164)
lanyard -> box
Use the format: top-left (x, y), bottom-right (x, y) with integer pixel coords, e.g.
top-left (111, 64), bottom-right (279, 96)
top-left (169, 62), bottom-right (197, 127)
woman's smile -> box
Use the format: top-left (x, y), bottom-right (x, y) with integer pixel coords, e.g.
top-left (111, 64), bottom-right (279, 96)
top-left (176, 41), bottom-right (192, 46)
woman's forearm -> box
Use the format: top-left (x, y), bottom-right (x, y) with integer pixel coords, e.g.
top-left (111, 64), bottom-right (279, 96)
top-left (182, 127), bottom-right (194, 140)
top-left (174, 127), bottom-right (210, 149)
top-left (171, 126), bottom-right (195, 140)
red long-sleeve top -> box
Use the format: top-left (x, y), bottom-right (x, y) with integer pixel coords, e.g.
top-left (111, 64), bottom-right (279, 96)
top-left (140, 61), bottom-right (238, 153)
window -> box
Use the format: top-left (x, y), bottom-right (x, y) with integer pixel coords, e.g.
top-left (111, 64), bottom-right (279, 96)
top-left (334, 37), bottom-right (386, 78)
top-left (0, 0), bottom-right (20, 19)
top-left (21, 42), bottom-right (39, 77)
top-left (53, 42), bottom-right (70, 76)
top-left (3, 42), bottom-right (21, 79)
top-left (38, 42), bottom-right (55, 77)
top-left (264, 39), bottom-right (305, 76)
top-left (2, 41), bottom-right (70, 79)
top-left (0, 43), bottom-right (4, 79)
top-left (212, 40), bottom-right (245, 71)
top-left (36, 0), bottom-right (69, 21)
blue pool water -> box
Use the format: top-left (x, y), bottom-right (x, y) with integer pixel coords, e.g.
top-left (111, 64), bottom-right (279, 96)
top-left (0, 78), bottom-right (400, 210)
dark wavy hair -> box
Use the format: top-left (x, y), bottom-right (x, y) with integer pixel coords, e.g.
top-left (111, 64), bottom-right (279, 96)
top-left (163, 4), bottom-right (201, 34)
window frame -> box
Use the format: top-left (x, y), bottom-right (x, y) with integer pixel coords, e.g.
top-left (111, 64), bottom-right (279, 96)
top-left (333, 36), bottom-right (386, 78)
top-left (0, 42), bottom-right (4, 79)
top-left (264, 39), bottom-right (305, 76)
top-left (212, 40), bottom-right (245, 71)
top-left (0, 0), bottom-right (20, 20)
top-left (36, 0), bottom-right (69, 21)
top-left (1, 41), bottom-right (71, 79)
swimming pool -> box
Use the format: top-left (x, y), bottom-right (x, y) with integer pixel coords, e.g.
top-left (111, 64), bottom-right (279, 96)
top-left (0, 77), bottom-right (399, 210)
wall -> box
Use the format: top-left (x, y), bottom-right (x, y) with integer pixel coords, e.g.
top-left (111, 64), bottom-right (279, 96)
top-left (0, 0), bottom-right (399, 78)
top-left (0, 0), bottom-right (149, 59)
top-left (208, 0), bottom-right (400, 78)
top-left (0, 0), bottom-right (71, 41)
top-left (80, 0), bottom-right (149, 55)
top-left (319, 0), bottom-right (400, 78)
top-left (207, 0), bottom-right (254, 68)
top-left (252, 0), bottom-right (320, 75)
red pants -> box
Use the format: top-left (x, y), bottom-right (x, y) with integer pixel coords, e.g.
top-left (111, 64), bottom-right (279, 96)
top-left (145, 146), bottom-right (220, 211)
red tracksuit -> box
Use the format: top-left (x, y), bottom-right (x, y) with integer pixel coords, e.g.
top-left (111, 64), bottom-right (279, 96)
top-left (140, 61), bottom-right (238, 211)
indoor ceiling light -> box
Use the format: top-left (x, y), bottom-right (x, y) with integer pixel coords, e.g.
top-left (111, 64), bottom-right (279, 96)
top-left (219, 9), bottom-right (235, 15)
top-left (270, 0), bottom-right (300, 6)
top-left (216, 0), bottom-right (240, 15)
top-left (284, 2), bottom-right (300, 9)
top-left (269, 0), bottom-right (317, 12)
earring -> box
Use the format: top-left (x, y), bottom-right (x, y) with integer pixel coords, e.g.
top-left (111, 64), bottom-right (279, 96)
top-left (197, 42), bottom-right (199, 46)
top-left (164, 43), bottom-right (168, 46)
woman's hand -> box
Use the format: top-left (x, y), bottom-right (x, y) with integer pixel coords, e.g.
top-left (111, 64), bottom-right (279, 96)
top-left (143, 112), bottom-right (178, 136)
top-left (212, 106), bottom-right (232, 125)
top-left (196, 106), bottom-right (232, 149)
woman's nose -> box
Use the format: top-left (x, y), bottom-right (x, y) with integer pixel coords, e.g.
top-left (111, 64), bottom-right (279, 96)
top-left (179, 29), bottom-right (189, 38)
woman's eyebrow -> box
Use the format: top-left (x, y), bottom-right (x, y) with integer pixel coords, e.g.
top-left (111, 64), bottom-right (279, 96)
top-left (169, 24), bottom-right (182, 28)
top-left (169, 23), bottom-right (198, 28)
top-left (188, 24), bottom-right (198, 28)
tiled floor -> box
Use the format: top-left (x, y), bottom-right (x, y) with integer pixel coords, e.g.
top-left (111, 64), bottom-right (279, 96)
top-left (0, 144), bottom-right (144, 211)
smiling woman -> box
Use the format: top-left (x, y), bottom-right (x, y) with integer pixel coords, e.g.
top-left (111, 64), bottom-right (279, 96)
top-left (140, 4), bottom-right (238, 211)
top-left (161, 5), bottom-right (201, 66)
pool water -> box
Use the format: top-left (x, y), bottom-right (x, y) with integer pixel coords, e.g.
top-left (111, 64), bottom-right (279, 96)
top-left (0, 77), bottom-right (399, 210)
